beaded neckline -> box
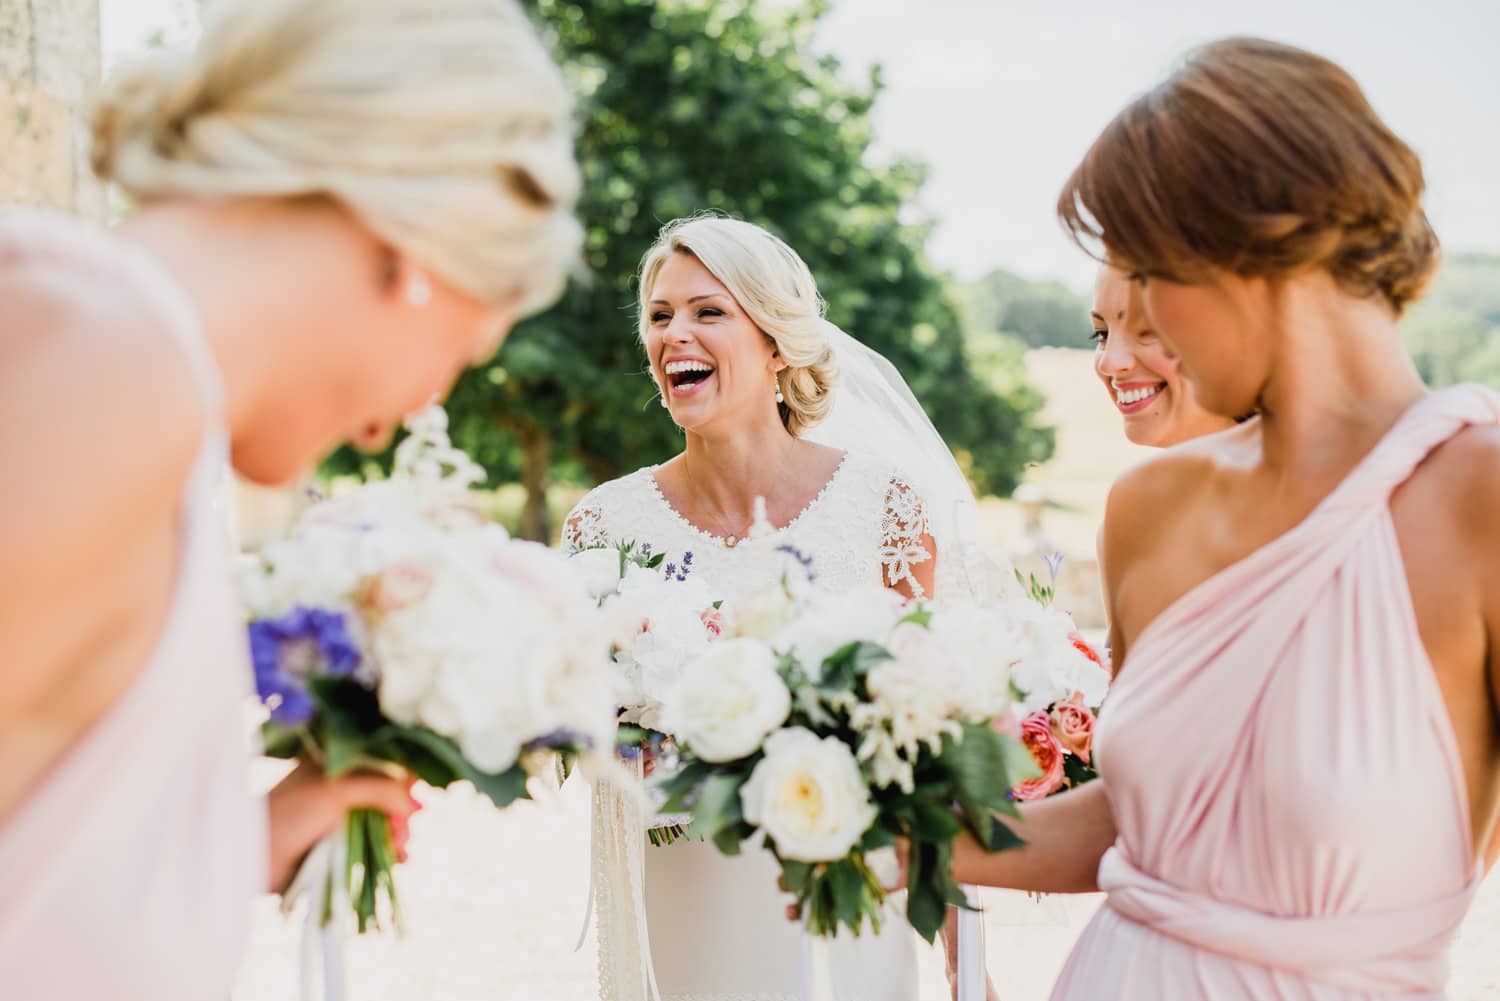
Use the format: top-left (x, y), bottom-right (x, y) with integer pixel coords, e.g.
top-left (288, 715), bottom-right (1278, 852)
top-left (643, 453), bottom-right (851, 549)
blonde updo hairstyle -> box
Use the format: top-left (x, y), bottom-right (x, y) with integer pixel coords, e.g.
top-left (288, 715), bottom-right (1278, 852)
top-left (91, 0), bottom-right (582, 316)
top-left (637, 216), bottom-right (838, 437)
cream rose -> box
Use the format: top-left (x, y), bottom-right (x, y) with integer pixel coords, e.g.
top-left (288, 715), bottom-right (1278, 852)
top-left (740, 727), bottom-right (878, 863)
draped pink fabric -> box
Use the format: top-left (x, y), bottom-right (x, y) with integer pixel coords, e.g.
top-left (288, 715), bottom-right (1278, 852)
top-left (1054, 385), bottom-right (1497, 1000)
top-left (0, 209), bottom-right (266, 1000)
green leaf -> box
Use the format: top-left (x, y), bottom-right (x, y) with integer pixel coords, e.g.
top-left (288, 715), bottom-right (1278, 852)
top-left (689, 772), bottom-right (747, 839)
top-left (656, 759), bottom-right (712, 813)
top-left (899, 605), bottom-right (933, 629)
top-left (780, 859), bottom-right (814, 893)
top-left (985, 816), bottom-right (1027, 853)
top-left (827, 858), bottom-right (866, 931)
top-left (907, 800), bottom-right (963, 842)
top-left (946, 723), bottom-right (1030, 814)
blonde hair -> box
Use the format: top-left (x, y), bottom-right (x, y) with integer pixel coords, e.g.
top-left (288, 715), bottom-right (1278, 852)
top-left (91, 0), bottom-right (581, 316)
top-left (638, 216), bottom-right (838, 436)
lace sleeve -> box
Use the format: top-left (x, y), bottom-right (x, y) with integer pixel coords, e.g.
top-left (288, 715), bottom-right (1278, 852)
top-left (880, 476), bottom-right (934, 598)
top-left (561, 499), bottom-right (606, 554)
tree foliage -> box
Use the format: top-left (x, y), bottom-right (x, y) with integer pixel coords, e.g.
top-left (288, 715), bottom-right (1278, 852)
top-left (955, 268), bottom-right (1092, 350)
top-left (1403, 253), bottom-right (1500, 390)
top-left (326, 0), bottom-right (1053, 539)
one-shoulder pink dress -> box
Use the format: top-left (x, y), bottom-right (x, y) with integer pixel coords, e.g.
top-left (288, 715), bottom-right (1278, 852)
top-left (1054, 385), bottom-right (1497, 1000)
top-left (0, 209), bottom-right (266, 1000)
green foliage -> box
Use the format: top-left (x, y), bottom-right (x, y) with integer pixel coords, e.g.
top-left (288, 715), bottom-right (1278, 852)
top-left (324, 0), bottom-right (1052, 535)
top-left (1403, 253), bottom-right (1500, 390)
top-left (956, 267), bottom-right (1092, 350)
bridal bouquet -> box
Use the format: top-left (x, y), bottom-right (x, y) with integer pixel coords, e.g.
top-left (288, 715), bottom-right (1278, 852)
top-left (1005, 561), bottom-right (1111, 801)
top-left (570, 540), bottom-right (724, 732)
top-left (241, 408), bottom-right (617, 942)
top-left (569, 539), bottom-right (726, 842)
top-left (651, 556), bottom-right (1037, 943)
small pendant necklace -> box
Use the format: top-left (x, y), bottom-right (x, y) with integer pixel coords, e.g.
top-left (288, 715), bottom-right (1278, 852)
top-left (686, 444), bottom-right (794, 548)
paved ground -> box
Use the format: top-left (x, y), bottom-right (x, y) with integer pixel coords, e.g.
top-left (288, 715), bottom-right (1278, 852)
top-left (236, 778), bottom-right (1500, 1001)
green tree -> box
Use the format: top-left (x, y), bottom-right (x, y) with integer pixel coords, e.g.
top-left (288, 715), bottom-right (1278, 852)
top-left (328, 0), bottom-right (1053, 539)
top-left (956, 268), bottom-right (1091, 349)
top-left (1401, 253), bottom-right (1500, 390)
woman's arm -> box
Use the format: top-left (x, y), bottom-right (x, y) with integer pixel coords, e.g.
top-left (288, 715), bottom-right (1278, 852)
top-left (951, 780), bottom-right (1116, 893)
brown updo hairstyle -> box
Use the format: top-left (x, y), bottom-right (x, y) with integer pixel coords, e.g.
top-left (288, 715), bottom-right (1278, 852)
top-left (1058, 37), bottom-right (1439, 316)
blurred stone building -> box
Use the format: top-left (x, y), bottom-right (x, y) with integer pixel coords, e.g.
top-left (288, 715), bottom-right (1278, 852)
top-left (1, 0), bottom-right (105, 218)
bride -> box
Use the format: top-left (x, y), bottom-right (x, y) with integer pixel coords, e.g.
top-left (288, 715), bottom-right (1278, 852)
top-left (564, 215), bottom-right (1003, 1001)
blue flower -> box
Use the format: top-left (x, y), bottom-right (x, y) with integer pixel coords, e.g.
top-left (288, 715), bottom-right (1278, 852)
top-left (664, 562), bottom-right (677, 578)
top-left (1043, 551), bottom-right (1065, 583)
top-left (248, 606), bottom-right (362, 726)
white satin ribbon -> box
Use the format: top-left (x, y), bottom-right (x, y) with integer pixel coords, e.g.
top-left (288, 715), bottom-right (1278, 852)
top-left (955, 885), bottom-right (987, 1001)
top-left (284, 818), bottom-right (349, 1001)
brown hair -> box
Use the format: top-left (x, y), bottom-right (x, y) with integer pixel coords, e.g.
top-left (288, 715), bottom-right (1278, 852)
top-left (1058, 37), bottom-right (1438, 315)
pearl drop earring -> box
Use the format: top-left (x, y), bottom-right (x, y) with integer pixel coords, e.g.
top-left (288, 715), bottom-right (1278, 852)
top-left (405, 271), bottom-right (432, 308)
top-left (774, 380), bottom-right (785, 404)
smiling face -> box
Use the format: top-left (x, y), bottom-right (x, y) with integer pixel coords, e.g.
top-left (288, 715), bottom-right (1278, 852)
top-left (1091, 267), bottom-right (1231, 448)
top-left (643, 251), bottom-right (784, 435)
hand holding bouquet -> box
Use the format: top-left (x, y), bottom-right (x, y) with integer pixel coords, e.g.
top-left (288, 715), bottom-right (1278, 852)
top-left (242, 408), bottom-right (617, 938)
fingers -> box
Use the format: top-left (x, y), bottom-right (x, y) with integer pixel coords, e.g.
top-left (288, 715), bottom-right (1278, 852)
top-left (334, 774), bottom-right (423, 863)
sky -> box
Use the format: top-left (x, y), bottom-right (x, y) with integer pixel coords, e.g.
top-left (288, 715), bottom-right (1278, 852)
top-left (102, 0), bottom-right (1500, 293)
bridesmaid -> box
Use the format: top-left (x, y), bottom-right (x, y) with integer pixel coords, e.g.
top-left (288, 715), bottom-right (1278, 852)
top-left (1089, 265), bottom-right (1234, 447)
top-left (952, 37), bottom-right (1500, 999)
top-left (0, 1), bottom-right (579, 999)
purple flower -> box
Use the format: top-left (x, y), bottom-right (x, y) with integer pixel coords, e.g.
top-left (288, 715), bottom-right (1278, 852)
top-left (248, 606), bottom-right (362, 726)
top-left (664, 562), bottom-right (677, 578)
top-left (1043, 551), bottom-right (1065, 583)
top-left (775, 544), bottom-right (817, 583)
top-left (525, 728), bottom-right (594, 753)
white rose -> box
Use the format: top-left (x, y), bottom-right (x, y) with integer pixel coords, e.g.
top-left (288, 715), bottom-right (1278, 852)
top-left (1002, 600), bottom-right (1109, 712)
top-left (566, 546), bottom-right (622, 603)
top-left (661, 638), bottom-right (790, 762)
top-left (770, 587), bottom-right (905, 679)
top-left (740, 727), bottom-right (877, 863)
top-left (926, 603), bottom-right (1019, 721)
top-left (730, 584), bottom-right (799, 641)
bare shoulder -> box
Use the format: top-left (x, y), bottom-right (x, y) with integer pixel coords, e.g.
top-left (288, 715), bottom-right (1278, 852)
top-left (0, 268), bottom-right (205, 540)
top-left (1101, 429), bottom-right (1235, 558)
top-left (1407, 423), bottom-right (1500, 564)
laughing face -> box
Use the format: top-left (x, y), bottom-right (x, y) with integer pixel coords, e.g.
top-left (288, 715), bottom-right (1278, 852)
top-left (644, 251), bottom-right (784, 434)
top-left (1091, 267), bottom-right (1228, 448)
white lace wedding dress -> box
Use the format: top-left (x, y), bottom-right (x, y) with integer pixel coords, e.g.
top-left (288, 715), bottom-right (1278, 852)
top-left (564, 451), bottom-right (930, 1001)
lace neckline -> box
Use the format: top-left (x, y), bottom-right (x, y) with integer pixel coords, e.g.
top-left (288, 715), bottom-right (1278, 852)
top-left (644, 452), bottom-right (851, 550)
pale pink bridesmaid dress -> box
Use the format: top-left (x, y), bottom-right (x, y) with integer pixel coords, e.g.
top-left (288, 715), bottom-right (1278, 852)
top-left (0, 209), bottom-right (266, 1000)
top-left (1055, 384), bottom-right (1497, 1000)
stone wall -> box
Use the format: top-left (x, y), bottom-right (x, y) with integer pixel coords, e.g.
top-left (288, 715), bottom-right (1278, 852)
top-left (0, 0), bottom-right (104, 218)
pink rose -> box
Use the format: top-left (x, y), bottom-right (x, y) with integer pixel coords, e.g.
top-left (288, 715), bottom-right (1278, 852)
top-left (700, 608), bottom-right (725, 640)
top-left (1049, 692), bottom-right (1096, 764)
top-left (362, 562), bottom-right (433, 612)
top-left (1012, 710), bottom-right (1066, 801)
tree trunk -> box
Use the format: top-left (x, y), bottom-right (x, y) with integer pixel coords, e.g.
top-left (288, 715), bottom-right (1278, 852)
top-left (517, 424), bottom-right (553, 543)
